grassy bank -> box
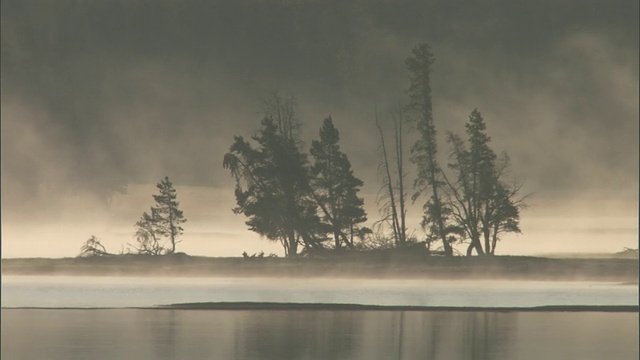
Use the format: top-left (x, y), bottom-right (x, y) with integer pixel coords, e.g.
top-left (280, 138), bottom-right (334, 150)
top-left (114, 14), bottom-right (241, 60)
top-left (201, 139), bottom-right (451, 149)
top-left (2, 253), bottom-right (638, 282)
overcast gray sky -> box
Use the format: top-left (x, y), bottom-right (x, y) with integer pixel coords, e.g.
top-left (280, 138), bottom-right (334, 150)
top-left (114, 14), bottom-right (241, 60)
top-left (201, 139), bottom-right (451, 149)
top-left (2, 0), bottom-right (638, 257)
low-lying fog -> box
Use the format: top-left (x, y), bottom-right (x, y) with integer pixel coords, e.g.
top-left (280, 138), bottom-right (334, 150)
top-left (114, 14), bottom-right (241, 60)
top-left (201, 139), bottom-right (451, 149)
top-left (1, 185), bottom-right (637, 258)
top-left (2, 275), bottom-right (638, 308)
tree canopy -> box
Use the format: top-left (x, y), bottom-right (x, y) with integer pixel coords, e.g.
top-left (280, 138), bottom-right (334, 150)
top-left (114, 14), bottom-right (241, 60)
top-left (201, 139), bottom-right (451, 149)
top-left (310, 117), bottom-right (367, 250)
top-left (221, 44), bottom-right (527, 257)
top-left (224, 96), bottom-right (369, 256)
top-left (132, 176), bottom-right (186, 255)
top-left (224, 96), bottom-right (324, 257)
top-left (405, 43), bottom-right (456, 256)
top-left (445, 110), bottom-right (525, 255)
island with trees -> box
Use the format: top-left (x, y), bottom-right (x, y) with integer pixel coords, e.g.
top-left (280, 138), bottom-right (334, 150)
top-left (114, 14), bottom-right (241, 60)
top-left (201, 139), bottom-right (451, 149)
top-left (2, 43), bottom-right (637, 283)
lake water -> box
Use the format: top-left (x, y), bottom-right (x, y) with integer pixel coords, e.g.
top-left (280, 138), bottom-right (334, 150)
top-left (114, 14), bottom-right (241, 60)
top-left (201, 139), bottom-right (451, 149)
top-left (2, 309), bottom-right (638, 360)
top-left (2, 276), bottom-right (638, 359)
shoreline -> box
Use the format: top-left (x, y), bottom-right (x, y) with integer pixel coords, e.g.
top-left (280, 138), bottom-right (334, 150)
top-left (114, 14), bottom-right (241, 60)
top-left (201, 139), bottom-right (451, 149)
top-left (161, 302), bottom-right (640, 312)
top-left (3, 303), bottom-right (638, 312)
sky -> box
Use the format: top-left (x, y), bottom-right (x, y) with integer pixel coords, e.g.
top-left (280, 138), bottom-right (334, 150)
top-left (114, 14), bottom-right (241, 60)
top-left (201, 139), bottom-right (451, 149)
top-left (2, 0), bottom-right (638, 258)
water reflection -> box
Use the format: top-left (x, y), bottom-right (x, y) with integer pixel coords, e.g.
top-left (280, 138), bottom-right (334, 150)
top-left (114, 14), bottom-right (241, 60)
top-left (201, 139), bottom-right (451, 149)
top-left (2, 309), bottom-right (637, 360)
top-left (361, 311), bottom-right (517, 359)
top-left (238, 311), bottom-right (359, 359)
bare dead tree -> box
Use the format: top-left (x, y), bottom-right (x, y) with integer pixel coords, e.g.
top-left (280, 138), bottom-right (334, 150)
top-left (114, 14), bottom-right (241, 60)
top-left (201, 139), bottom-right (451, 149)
top-left (132, 208), bottom-right (166, 255)
top-left (393, 103), bottom-right (408, 246)
top-left (374, 105), bottom-right (409, 247)
top-left (79, 235), bottom-right (110, 257)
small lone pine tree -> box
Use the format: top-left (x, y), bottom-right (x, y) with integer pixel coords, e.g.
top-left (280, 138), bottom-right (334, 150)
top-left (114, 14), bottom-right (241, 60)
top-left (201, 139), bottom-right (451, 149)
top-left (133, 177), bottom-right (186, 255)
top-left (152, 176), bottom-right (186, 254)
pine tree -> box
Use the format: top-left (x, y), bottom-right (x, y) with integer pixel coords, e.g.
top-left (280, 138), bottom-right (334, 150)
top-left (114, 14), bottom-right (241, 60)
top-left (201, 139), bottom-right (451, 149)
top-left (310, 117), bottom-right (367, 250)
top-left (445, 110), bottom-right (524, 255)
top-left (405, 43), bottom-right (454, 256)
top-left (223, 95), bottom-right (323, 256)
top-left (152, 177), bottom-right (186, 254)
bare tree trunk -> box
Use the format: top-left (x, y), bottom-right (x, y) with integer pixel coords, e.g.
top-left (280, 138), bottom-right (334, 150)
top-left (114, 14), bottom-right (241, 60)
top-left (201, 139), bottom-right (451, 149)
top-left (484, 227), bottom-right (491, 256)
top-left (490, 225), bottom-right (498, 255)
top-left (466, 243), bottom-right (474, 256)
top-left (349, 224), bottom-right (354, 248)
top-left (432, 188), bottom-right (453, 256)
top-left (287, 230), bottom-right (298, 257)
top-left (467, 241), bottom-right (485, 256)
top-left (394, 105), bottom-right (407, 246)
top-left (169, 208), bottom-right (176, 254)
top-left (376, 110), bottom-right (402, 246)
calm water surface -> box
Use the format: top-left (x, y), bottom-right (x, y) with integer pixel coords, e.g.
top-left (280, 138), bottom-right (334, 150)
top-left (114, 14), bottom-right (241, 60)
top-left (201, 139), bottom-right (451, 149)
top-left (2, 276), bottom-right (638, 359)
top-left (2, 309), bottom-right (638, 360)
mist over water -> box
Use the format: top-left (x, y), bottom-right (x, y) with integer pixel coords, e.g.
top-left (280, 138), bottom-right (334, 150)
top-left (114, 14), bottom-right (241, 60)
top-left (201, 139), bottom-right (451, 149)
top-left (3, 276), bottom-right (638, 308)
top-left (2, 186), bottom-right (637, 258)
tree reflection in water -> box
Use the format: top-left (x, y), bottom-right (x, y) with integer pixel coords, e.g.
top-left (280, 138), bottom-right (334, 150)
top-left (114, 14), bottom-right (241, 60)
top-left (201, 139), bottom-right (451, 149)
top-left (240, 310), bottom-right (360, 359)
top-left (2, 309), bottom-right (636, 360)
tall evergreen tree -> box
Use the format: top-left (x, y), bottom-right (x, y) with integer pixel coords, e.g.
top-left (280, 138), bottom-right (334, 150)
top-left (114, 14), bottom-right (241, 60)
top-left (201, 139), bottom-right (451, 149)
top-left (152, 176), bottom-right (186, 254)
top-left (445, 110), bottom-right (524, 255)
top-left (310, 116), bottom-right (367, 250)
top-left (405, 43), bottom-right (455, 256)
top-left (223, 96), bottom-right (323, 256)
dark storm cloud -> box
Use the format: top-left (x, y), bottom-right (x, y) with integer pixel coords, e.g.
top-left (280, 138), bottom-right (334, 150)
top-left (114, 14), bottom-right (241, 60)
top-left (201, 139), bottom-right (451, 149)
top-left (2, 0), bottom-right (638, 213)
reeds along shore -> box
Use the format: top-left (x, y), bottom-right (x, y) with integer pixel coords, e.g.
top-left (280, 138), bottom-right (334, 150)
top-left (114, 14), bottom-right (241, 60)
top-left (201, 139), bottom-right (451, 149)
top-left (2, 254), bottom-right (638, 282)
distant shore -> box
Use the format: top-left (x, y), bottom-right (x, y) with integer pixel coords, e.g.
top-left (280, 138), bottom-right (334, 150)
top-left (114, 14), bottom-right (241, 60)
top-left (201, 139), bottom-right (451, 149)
top-left (2, 254), bottom-right (638, 282)
top-left (4, 303), bottom-right (638, 313)
top-left (157, 302), bottom-right (640, 312)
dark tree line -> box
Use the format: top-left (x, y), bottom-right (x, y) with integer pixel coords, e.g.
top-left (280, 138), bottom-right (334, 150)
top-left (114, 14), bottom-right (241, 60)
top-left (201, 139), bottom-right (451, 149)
top-left (403, 44), bottom-right (526, 256)
top-left (224, 95), bottom-right (368, 257)
top-left (225, 44), bottom-right (526, 257)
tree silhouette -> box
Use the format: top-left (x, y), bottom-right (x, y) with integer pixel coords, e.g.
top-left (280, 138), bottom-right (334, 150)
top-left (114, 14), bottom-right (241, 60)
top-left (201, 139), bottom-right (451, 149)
top-left (310, 116), bottom-right (367, 250)
top-left (133, 208), bottom-right (165, 255)
top-left (79, 235), bottom-right (110, 257)
top-left (147, 176), bottom-right (186, 254)
top-left (405, 43), bottom-right (455, 256)
top-left (444, 110), bottom-right (525, 255)
top-left (374, 105), bottom-right (409, 247)
top-left (224, 95), bottom-right (324, 256)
